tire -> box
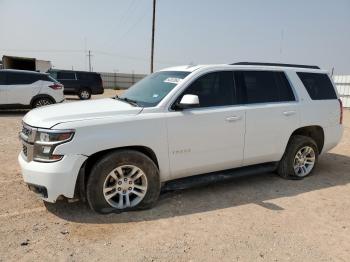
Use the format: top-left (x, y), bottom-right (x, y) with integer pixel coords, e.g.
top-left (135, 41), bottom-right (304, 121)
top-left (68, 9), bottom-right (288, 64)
top-left (86, 150), bottom-right (161, 214)
top-left (78, 88), bottom-right (91, 100)
top-left (277, 135), bottom-right (319, 180)
top-left (32, 97), bottom-right (54, 108)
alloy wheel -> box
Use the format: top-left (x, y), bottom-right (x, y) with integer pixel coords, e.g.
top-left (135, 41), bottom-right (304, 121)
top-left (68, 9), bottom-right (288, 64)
top-left (102, 165), bottom-right (148, 209)
top-left (293, 146), bottom-right (316, 177)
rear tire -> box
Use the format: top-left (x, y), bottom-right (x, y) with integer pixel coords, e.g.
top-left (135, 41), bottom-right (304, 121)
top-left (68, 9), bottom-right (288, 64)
top-left (278, 135), bottom-right (319, 180)
top-left (32, 97), bottom-right (54, 108)
top-left (78, 88), bottom-right (91, 100)
top-left (86, 150), bottom-right (160, 214)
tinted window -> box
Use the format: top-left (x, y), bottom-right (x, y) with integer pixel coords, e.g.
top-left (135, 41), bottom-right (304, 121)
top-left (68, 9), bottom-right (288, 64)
top-left (49, 71), bottom-right (57, 79)
top-left (39, 74), bottom-right (57, 82)
top-left (57, 72), bottom-right (76, 80)
top-left (78, 73), bottom-right (100, 82)
top-left (297, 72), bottom-right (337, 100)
top-left (0, 72), bottom-right (6, 85)
top-left (237, 71), bottom-right (295, 104)
top-left (6, 72), bottom-right (41, 85)
top-left (179, 71), bottom-right (235, 108)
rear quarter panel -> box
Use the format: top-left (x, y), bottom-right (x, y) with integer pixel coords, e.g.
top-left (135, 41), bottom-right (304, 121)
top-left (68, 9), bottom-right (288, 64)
top-left (289, 71), bottom-right (343, 153)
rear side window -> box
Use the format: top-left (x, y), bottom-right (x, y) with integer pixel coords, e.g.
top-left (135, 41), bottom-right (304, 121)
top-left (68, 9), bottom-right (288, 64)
top-left (6, 72), bottom-right (41, 85)
top-left (297, 72), bottom-right (337, 100)
top-left (78, 73), bottom-right (100, 82)
top-left (57, 72), bottom-right (76, 80)
top-left (0, 72), bottom-right (6, 85)
top-left (236, 71), bottom-right (295, 104)
top-left (39, 75), bottom-right (57, 82)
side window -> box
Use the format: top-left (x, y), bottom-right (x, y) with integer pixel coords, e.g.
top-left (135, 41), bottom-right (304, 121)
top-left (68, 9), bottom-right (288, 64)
top-left (6, 73), bottom-right (38, 85)
top-left (0, 72), bottom-right (6, 85)
top-left (237, 71), bottom-right (295, 104)
top-left (49, 71), bottom-right (58, 80)
top-left (297, 72), bottom-right (337, 100)
top-left (57, 72), bottom-right (76, 80)
top-left (179, 71), bottom-right (235, 108)
top-left (275, 72), bottom-right (295, 101)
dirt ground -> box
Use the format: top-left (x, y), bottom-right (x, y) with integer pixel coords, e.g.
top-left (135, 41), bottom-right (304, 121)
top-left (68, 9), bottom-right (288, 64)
top-left (0, 90), bottom-right (349, 261)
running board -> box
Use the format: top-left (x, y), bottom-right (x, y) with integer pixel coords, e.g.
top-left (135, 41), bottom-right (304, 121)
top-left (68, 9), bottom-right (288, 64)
top-left (162, 162), bottom-right (278, 192)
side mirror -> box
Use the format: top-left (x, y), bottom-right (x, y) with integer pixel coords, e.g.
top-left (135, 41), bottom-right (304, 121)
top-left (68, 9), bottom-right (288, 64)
top-left (176, 94), bottom-right (200, 110)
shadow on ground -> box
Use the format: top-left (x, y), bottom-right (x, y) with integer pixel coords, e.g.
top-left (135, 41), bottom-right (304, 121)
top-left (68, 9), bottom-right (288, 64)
top-left (45, 153), bottom-right (350, 224)
top-left (0, 110), bottom-right (28, 117)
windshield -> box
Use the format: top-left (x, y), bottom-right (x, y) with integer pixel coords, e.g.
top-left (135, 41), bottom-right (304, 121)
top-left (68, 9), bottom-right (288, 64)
top-left (120, 71), bottom-right (190, 107)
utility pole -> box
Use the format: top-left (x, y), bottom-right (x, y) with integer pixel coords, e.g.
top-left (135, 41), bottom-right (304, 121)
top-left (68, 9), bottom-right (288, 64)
top-left (87, 50), bottom-right (92, 72)
top-left (150, 0), bottom-right (156, 73)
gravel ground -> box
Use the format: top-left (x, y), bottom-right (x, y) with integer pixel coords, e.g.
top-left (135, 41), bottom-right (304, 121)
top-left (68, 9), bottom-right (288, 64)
top-left (0, 90), bottom-right (349, 261)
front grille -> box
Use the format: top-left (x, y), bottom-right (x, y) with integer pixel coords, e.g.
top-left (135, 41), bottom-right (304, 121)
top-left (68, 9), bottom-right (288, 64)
top-left (20, 123), bottom-right (37, 162)
top-left (23, 144), bottom-right (28, 157)
top-left (22, 125), bottom-right (32, 137)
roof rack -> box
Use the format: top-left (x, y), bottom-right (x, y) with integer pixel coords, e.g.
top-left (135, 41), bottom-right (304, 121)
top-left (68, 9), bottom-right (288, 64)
top-left (231, 62), bottom-right (320, 69)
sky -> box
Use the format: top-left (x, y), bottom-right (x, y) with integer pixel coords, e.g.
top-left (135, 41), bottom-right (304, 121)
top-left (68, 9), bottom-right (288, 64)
top-left (1, 0), bottom-right (349, 74)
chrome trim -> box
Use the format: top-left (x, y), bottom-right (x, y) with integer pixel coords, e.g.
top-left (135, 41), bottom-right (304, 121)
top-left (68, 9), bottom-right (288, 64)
top-left (33, 156), bottom-right (64, 163)
top-left (19, 122), bottom-right (74, 163)
top-left (22, 139), bottom-right (34, 162)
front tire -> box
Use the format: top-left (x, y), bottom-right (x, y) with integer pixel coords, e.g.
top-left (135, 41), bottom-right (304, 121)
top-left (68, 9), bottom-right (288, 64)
top-left (86, 150), bottom-right (160, 214)
top-left (278, 135), bottom-right (319, 180)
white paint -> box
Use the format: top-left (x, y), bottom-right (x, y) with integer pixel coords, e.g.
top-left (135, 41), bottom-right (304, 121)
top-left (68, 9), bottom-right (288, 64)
top-left (19, 64), bottom-right (344, 203)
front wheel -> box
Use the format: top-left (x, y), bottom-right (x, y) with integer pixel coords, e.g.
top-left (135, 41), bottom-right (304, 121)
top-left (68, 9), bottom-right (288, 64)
top-left (278, 135), bottom-right (319, 179)
top-left (86, 150), bottom-right (160, 214)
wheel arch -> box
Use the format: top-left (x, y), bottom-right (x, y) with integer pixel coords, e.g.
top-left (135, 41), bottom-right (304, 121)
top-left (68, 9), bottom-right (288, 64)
top-left (74, 145), bottom-right (159, 201)
top-left (287, 125), bottom-right (325, 153)
top-left (30, 94), bottom-right (55, 108)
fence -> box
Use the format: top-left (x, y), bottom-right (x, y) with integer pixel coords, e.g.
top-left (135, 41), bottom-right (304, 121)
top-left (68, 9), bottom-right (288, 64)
top-left (99, 72), bottom-right (146, 89)
top-left (333, 75), bottom-right (350, 108)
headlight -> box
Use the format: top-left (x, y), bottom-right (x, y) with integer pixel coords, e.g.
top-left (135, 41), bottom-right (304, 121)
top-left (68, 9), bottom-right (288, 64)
top-left (33, 129), bottom-right (74, 162)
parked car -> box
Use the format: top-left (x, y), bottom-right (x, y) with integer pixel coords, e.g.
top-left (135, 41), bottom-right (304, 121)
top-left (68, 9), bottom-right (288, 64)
top-left (0, 69), bottom-right (64, 109)
top-left (49, 69), bottom-right (103, 100)
top-left (19, 63), bottom-right (343, 214)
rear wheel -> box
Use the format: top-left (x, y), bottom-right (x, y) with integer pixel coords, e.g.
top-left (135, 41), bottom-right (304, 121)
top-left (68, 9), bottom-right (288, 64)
top-left (278, 135), bottom-right (318, 179)
top-left (33, 97), bottom-right (53, 108)
top-left (78, 88), bottom-right (91, 100)
top-left (86, 150), bottom-right (160, 214)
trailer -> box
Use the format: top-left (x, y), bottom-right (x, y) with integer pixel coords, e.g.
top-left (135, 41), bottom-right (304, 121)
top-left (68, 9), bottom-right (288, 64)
top-left (2, 55), bottom-right (52, 73)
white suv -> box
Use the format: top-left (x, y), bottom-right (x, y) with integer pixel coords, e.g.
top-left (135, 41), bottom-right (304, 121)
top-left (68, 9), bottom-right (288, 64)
top-left (0, 69), bottom-right (64, 108)
top-left (18, 63), bottom-right (343, 214)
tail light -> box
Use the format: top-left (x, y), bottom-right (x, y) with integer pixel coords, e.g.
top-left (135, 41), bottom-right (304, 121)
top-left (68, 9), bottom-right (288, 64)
top-left (49, 83), bottom-right (63, 90)
top-left (338, 98), bottom-right (343, 124)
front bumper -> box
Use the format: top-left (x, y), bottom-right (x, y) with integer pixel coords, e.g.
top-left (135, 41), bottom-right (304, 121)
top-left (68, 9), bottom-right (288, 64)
top-left (18, 152), bottom-right (87, 202)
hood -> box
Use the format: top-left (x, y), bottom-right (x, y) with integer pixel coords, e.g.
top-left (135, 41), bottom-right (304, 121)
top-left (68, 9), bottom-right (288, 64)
top-left (23, 98), bottom-right (143, 128)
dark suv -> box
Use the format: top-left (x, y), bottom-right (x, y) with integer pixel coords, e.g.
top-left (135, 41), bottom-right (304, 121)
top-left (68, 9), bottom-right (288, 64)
top-left (49, 70), bottom-right (103, 100)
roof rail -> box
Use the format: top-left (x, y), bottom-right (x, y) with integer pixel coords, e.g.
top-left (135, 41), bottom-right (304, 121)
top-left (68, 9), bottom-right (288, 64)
top-left (231, 62), bottom-right (320, 69)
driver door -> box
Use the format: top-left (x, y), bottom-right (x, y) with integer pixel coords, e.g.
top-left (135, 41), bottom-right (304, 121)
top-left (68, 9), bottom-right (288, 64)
top-left (166, 71), bottom-right (246, 179)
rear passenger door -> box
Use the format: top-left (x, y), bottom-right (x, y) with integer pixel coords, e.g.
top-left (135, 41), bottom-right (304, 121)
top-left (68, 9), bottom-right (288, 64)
top-left (57, 72), bottom-right (77, 92)
top-left (235, 70), bottom-right (299, 165)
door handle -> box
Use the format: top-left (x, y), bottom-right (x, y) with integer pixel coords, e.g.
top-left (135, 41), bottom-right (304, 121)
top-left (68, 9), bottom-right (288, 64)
top-left (283, 111), bottom-right (296, 116)
top-left (225, 116), bottom-right (242, 122)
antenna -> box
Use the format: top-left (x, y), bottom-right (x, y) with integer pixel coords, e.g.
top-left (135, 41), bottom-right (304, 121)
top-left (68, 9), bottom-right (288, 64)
top-left (150, 0), bottom-right (156, 73)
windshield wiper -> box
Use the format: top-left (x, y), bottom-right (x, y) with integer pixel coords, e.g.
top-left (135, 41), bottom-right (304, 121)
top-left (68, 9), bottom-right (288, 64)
top-left (114, 95), bottom-right (139, 107)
